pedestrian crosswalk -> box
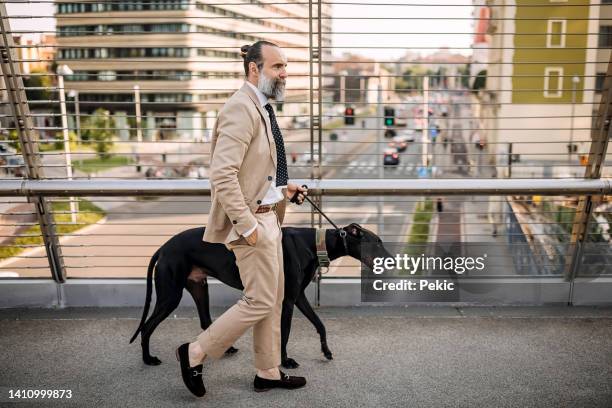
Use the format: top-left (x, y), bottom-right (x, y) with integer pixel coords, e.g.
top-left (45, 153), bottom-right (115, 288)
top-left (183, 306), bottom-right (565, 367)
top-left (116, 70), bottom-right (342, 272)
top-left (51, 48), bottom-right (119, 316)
top-left (333, 159), bottom-right (417, 177)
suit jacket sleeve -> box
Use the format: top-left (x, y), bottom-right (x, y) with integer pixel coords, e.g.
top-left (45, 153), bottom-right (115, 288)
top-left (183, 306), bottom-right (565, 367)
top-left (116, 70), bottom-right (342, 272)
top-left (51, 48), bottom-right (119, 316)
top-left (209, 100), bottom-right (258, 236)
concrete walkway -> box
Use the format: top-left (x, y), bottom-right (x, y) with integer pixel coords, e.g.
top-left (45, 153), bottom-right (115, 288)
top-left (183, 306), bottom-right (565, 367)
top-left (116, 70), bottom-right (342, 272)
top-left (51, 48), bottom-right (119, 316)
top-left (1, 306), bottom-right (611, 407)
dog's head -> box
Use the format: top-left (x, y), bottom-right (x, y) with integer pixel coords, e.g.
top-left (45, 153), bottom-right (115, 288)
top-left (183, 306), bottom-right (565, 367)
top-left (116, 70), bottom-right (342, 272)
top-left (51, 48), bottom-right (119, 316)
top-left (341, 223), bottom-right (392, 269)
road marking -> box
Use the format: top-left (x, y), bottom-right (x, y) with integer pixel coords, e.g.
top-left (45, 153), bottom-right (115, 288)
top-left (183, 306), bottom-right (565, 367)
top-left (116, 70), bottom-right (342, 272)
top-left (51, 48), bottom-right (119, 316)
top-left (0, 216), bottom-right (108, 269)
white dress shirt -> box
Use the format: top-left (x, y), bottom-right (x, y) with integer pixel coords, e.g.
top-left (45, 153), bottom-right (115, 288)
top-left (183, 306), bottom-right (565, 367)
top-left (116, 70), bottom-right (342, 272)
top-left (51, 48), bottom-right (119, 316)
top-left (243, 81), bottom-right (287, 237)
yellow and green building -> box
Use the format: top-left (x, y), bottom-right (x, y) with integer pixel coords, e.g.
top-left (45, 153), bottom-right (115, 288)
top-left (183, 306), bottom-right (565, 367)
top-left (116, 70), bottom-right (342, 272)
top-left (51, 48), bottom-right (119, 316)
top-left (482, 0), bottom-right (606, 173)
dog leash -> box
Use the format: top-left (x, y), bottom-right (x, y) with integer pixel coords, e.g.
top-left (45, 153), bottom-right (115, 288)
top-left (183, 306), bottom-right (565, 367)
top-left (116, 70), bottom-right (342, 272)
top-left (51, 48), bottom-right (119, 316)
top-left (292, 185), bottom-right (340, 230)
top-left (301, 190), bottom-right (348, 248)
top-left (295, 186), bottom-right (349, 275)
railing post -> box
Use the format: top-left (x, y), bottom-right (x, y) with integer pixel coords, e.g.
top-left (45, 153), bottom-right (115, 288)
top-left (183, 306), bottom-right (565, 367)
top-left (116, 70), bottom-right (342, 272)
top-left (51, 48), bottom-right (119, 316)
top-left (564, 52), bottom-right (612, 295)
top-left (309, 0), bottom-right (324, 307)
top-left (0, 3), bottom-right (67, 283)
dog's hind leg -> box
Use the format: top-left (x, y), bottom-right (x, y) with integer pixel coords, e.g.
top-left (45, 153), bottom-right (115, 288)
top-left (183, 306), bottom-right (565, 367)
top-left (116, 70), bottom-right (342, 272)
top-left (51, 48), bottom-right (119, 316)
top-left (295, 292), bottom-right (333, 361)
top-left (186, 279), bottom-right (212, 327)
top-left (140, 291), bottom-right (183, 366)
top-left (185, 269), bottom-right (238, 356)
top-left (281, 300), bottom-right (299, 369)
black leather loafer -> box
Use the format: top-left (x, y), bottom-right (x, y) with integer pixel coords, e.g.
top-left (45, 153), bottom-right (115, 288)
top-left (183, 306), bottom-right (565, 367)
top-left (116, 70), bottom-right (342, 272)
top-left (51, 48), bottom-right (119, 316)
top-left (175, 343), bottom-right (206, 397)
top-left (253, 370), bottom-right (306, 392)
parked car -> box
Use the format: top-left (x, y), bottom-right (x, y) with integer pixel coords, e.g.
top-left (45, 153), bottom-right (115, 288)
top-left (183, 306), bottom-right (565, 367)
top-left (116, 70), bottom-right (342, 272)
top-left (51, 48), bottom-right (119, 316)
top-left (7, 155), bottom-right (25, 177)
top-left (298, 145), bottom-right (327, 165)
top-left (383, 148), bottom-right (400, 166)
top-left (291, 116), bottom-right (310, 129)
top-left (144, 165), bottom-right (181, 179)
top-left (0, 143), bottom-right (16, 155)
top-left (384, 129), bottom-right (397, 138)
top-left (398, 130), bottom-right (416, 142)
top-left (186, 159), bottom-right (208, 179)
top-left (389, 135), bottom-right (411, 152)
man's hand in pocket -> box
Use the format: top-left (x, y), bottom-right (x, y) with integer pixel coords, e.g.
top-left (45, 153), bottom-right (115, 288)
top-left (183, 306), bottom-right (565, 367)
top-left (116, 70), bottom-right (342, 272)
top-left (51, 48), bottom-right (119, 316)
top-left (244, 227), bottom-right (258, 246)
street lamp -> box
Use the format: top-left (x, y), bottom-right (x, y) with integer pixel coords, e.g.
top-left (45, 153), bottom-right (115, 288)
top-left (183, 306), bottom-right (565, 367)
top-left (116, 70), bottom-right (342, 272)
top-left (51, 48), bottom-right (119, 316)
top-left (569, 75), bottom-right (580, 163)
top-left (339, 70), bottom-right (347, 105)
top-left (134, 85), bottom-right (143, 142)
top-left (67, 89), bottom-right (80, 144)
top-left (377, 83), bottom-right (384, 238)
top-left (57, 64), bottom-right (77, 224)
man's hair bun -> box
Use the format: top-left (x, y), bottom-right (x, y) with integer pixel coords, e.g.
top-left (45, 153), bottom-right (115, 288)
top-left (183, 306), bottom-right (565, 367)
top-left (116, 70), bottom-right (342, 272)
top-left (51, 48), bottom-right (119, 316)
top-left (240, 45), bottom-right (250, 59)
top-left (241, 41), bottom-right (278, 77)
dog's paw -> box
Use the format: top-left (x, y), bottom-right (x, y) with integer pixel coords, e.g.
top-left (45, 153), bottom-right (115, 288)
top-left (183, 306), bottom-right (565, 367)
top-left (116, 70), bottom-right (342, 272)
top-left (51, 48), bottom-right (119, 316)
top-left (282, 357), bottom-right (300, 369)
top-left (144, 356), bottom-right (162, 366)
top-left (224, 346), bottom-right (239, 355)
top-left (322, 343), bottom-right (333, 360)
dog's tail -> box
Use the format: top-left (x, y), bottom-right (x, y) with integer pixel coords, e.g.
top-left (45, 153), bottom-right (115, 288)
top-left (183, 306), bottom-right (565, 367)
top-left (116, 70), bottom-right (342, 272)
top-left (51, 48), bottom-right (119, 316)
top-left (129, 247), bottom-right (160, 344)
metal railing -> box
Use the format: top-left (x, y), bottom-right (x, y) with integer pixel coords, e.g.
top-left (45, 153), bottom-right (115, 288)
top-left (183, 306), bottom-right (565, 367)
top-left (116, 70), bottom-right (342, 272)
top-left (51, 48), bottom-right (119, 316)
top-left (0, 1), bottom-right (611, 306)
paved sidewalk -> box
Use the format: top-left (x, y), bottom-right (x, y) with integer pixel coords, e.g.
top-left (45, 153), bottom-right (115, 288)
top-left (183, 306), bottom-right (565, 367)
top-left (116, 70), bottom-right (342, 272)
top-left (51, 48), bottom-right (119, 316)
top-left (0, 306), bottom-right (611, 408)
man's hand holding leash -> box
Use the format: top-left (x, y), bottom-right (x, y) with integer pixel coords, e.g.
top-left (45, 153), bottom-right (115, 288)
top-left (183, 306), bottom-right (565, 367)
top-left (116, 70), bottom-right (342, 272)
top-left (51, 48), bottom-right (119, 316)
top-left (288, 183), bottom-right (308, 205)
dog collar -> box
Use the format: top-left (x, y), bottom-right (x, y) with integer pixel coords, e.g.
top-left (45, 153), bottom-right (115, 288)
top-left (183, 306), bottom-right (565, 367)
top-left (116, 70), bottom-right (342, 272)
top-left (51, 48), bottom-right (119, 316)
top-left (315, 228), bottom-right (330, 268)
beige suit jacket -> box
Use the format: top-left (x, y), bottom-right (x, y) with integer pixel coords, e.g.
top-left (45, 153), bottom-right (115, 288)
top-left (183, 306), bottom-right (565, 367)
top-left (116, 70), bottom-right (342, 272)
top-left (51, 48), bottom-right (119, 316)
top-left (203, 82), bottom-right (287, 244)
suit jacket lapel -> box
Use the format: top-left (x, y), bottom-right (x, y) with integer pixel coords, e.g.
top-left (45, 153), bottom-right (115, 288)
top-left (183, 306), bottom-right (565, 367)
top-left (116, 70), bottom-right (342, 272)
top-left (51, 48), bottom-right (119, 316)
top-left (240, 83), bottom-right (277, 168)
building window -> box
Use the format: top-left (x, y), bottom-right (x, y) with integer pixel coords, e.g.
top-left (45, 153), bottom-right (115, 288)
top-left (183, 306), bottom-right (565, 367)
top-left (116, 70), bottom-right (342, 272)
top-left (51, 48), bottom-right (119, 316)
top-left (546, 20), bottom-right (566, 48)
top-left (57, 1), bottom-right (188, 14)
top-left (596, 73), bottom-right (606, 93)
top-left (98, 71), bottom-right (116, 81)
top-left (544, 67), bottom-right (563, 98)
top-left (599, 26), bottom-right (612, 48)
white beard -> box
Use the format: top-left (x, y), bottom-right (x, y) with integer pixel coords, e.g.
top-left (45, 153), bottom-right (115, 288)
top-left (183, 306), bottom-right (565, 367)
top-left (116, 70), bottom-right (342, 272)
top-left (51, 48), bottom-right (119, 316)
top-left (258, 71), bottom-right (285, 102)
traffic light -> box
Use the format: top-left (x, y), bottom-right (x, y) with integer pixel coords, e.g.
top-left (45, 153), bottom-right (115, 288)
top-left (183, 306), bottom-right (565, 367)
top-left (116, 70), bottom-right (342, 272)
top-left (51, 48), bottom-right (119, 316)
top-left (384, 107), bottom-right (395, 126)
top-left (344, 106), bottom-right (355, 125)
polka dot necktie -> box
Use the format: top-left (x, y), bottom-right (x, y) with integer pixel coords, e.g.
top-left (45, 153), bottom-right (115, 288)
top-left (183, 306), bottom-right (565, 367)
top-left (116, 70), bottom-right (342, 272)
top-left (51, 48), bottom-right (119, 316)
top-left (264, 103), bottom-right (288, 187)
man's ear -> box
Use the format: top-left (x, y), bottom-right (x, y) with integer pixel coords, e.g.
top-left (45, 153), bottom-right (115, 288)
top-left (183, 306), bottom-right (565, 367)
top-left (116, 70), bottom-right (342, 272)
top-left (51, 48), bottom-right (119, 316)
top-left (249, 61), bottom-right (259, 76)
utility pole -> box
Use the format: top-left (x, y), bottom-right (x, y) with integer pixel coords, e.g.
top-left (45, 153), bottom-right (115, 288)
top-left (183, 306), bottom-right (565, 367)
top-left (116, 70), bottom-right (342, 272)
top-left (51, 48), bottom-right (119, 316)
top-left (377, 83), bottom-right (384, 238)
top-left (422, 76), bottom-right (429, 169)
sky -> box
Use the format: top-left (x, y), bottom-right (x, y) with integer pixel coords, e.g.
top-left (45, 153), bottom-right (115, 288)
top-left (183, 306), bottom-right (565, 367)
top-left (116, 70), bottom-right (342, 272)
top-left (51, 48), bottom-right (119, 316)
top-left (330, 0), bottom-right (474, 60)
top-left (6, 0), bottom-right (474, 60)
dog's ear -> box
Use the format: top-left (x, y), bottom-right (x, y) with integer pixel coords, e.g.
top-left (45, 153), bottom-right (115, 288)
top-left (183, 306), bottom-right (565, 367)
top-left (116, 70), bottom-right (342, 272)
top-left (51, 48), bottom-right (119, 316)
top-left (347, 223), bottom-right (362, 237)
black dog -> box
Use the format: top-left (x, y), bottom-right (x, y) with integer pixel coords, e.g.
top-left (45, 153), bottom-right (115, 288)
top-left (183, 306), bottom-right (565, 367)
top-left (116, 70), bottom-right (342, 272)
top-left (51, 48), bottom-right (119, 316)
top-left (130, 223), bottom-right (389, 369)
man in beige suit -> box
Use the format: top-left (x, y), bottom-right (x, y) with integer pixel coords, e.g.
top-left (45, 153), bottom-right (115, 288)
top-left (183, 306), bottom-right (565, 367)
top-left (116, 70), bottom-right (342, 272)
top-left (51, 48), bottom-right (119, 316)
top-left (175, 41), bottom-right (308, 397)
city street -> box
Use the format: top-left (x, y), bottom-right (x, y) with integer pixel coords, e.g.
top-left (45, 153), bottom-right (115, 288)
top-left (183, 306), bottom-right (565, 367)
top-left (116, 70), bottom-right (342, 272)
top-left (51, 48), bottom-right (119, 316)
top-left (0, 95), bottom-right (496, 279)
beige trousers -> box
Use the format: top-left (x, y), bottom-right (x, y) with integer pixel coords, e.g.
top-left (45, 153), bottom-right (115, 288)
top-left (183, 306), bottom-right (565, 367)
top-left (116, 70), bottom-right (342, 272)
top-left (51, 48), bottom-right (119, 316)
top-left (196, 210), bottom-right (284, 370)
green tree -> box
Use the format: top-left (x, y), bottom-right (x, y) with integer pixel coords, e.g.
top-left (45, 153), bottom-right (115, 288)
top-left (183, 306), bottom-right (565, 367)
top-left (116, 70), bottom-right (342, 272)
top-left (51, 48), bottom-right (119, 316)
top-left (395, 67), bottom-right (430, 92)
top-left (7, 130), bottom-right (21, 153)
top-left (457, 64), bottom-right (471, 89)
top-left (23, 69), bottom-right (53, 103)
top-left (52, 130), bottom-right (78, 151)
top-left (472, 70), bottom-right (487, 94)
top-left (82, 108), bottom-right (115, 159)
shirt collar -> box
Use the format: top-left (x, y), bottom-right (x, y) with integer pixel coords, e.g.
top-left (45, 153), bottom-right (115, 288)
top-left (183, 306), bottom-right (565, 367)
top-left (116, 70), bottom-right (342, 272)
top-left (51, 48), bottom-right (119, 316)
top-left (245, 81), bottom-right (268, 107)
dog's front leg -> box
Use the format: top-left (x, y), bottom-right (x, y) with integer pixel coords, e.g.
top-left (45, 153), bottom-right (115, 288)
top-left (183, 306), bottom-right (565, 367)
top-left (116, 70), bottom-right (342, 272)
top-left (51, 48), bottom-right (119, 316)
top-left (295, 292), bottom-right (333, 361)
top-left (281, 299), bottom-right (299, 369)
